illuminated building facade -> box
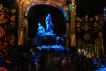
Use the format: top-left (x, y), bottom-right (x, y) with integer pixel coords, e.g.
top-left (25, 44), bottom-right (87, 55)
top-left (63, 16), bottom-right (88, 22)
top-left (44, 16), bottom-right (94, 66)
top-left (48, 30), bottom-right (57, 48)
top-left (0, 4), bottom-right (17, 57)
top-left (0, 1), bottom-right (105, 71)
top-left (76, 15), bottom-right (104, 58)
top-left (0, 0), bottom-right (104, 58)
top-left (17, 0), bottom-right (76, 48)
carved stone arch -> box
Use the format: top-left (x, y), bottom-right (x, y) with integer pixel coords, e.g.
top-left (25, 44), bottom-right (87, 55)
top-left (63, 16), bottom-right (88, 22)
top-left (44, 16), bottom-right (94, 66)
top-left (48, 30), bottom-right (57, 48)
top-left (20, 1), bottom-right (69, 47)
top-left (24, 1), bottom-right (68, 20)
top-left (18, 0), bottom-right (77, 48)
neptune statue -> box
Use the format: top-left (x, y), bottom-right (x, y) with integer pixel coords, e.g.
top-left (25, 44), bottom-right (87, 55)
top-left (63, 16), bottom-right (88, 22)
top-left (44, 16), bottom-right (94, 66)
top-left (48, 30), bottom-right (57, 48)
top-left (45, 13), bottom-right (54, 34)
top-left (34, 13), bottom-right (67, 51)
top-left (37, 13), bottom-right (54, 35)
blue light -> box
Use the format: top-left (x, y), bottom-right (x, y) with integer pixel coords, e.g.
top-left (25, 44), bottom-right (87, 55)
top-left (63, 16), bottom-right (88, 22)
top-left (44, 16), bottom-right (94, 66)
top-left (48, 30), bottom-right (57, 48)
top-left (0, 56), bottom-right (1, 67)
top-left (56, 37), bottom-right (60, 44)
top-left (56, 5), bottom-right (67, 21)
top-left (45, 13), bottom-right (54, 34)
top-left (37, 13), bottom-right (55, 36)
top-left (98, 62), bottom-right (105, 68)
top-left (69, 4), bottom-right (71, 13)
top-left (32, 52), bottom-right (37, 64)
top-left (104, 14), bottom-right (106, 17)
top-left (95, 67), bottom-right (106, 71)
top-left (37, 22), bottom-right (45, 35)
top-left (94, 60), bottom-right (97, 65)
top-left (34, 13), bottom-right (67, 51)
top-left (36, 45), bottom-right (69, 51)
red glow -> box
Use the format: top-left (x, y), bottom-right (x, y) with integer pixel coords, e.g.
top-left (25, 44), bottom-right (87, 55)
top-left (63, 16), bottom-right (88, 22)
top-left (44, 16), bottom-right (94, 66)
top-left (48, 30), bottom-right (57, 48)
top-left (6, 60), bottom-right (11, 64)
top-left (0, 67), bottom-right (7, 71)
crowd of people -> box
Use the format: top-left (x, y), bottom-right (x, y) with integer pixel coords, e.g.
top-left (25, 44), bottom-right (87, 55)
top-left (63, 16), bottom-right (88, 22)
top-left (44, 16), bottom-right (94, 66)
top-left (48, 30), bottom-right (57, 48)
top-left (0, 47), bottom-right (104, 71)
top-left (24, 48), bottom-right (98, 71)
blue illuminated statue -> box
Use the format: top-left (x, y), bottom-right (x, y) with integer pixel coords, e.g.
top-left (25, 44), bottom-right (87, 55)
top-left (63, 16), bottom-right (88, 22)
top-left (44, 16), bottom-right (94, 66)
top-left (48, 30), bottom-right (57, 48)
top-left (37, 13), bottom-right (54, 35)
top-left (37, 22), bottom-right (45, 35)
top-left (34, 13), bottom-right (67, 51)
top-left (45, 13), bottom-right (54, 34)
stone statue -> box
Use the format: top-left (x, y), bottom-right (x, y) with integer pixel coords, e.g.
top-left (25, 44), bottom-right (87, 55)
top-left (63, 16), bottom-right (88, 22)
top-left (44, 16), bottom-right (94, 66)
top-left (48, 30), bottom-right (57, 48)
top-left (45, 13), bottom-right (54, 34)
top-left (37, 22), bottom-right (45, 34)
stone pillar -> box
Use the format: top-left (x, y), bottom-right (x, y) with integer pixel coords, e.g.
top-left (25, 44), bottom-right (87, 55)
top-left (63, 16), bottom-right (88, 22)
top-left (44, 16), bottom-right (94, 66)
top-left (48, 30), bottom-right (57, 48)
top-left (66, 0), bottom-right (71, 48)
top-left (70, 0), bottom-right (76, 47)
top-left (18, 0), bottom-right (24, 45)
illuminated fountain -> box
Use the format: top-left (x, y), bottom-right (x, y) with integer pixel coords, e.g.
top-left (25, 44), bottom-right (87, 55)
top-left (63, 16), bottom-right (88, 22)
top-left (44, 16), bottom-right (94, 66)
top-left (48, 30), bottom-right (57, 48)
top-left (34, 13), bottom-right (69, 51)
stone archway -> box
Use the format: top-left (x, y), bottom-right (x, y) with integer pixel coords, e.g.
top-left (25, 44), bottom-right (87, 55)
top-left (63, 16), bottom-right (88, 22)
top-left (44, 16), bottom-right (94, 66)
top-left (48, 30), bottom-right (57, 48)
top-left (25, 2), bottom-right (67, 19)
top-left (17, 0), bottom-right (76, 48)
top-left (25, 2), bottom-right (68, 47)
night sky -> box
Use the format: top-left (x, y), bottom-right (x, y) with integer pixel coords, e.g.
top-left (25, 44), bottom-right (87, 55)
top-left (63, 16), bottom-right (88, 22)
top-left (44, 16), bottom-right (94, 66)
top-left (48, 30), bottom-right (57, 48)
top-left (76, 0), bottom-right (105, 17)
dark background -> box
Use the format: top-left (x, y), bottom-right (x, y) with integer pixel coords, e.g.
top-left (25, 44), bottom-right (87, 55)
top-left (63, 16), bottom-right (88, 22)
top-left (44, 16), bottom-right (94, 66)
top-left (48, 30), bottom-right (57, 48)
top-left (0, 0), bottom-right (16, 8)
top-left (76, 0), bottom-right (105, 17)
top-left (28, 5), bottom-right (66, 38)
